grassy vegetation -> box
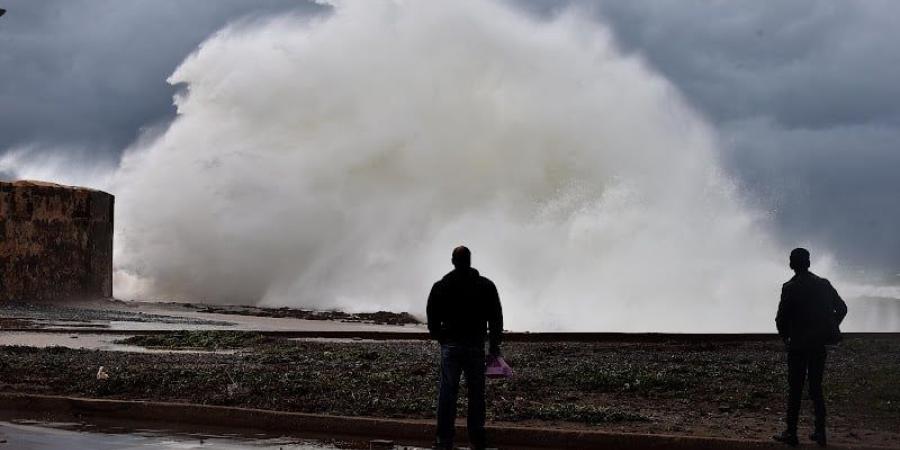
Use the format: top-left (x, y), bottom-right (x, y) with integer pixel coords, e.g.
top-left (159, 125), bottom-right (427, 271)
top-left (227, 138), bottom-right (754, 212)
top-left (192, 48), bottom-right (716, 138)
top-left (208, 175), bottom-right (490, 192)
top-left (0, 335), bottom-right (898, 440)
top-left (511, 403), bottom-right (650, 424)
top-left (115, 330), bottom-right (271, 350)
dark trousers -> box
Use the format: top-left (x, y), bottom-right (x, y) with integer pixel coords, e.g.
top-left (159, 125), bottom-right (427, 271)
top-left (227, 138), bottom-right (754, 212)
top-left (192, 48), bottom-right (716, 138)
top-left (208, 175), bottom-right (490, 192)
top-left (436, 343), bottom-right (486, 449)
top-left (786, 346), bottom-right (827, 433)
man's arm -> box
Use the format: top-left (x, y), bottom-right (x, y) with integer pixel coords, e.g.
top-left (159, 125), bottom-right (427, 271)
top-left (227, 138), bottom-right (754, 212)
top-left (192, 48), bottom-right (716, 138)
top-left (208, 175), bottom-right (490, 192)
top-left (775, 284), bottom-right (790, 343)
top-left (426, 282), bottom-right (443, 341)
top-left (828, 281), bottom-right (848, 326)
top-left (487, 280), bottom-right (503, 356)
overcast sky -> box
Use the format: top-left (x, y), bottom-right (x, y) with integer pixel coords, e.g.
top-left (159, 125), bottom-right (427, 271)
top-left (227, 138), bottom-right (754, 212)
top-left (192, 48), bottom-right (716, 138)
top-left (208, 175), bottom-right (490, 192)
top-left (1, 0), bottom-right (898, 277)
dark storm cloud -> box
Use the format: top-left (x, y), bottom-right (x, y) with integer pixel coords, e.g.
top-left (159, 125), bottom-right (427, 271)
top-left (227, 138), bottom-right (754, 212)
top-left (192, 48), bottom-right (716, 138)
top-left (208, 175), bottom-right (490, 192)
top-left (0, 0), bottom-right (325, 164)
top-left (520, 0), bottom-right (900, 274)
top-left (724, 119), bottom-right (900, 273)
top-left (586, 1), bottom-right (900, 130)
top-left (1, 0), bottom-right (898, 274)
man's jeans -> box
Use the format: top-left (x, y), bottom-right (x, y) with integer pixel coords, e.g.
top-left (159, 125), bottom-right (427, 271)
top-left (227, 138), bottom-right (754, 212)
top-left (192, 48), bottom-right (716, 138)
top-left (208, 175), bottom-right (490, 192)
top-left (436, 343), bottom-right (486, 449)
top-left (786, 346), bottom-right (827, 433)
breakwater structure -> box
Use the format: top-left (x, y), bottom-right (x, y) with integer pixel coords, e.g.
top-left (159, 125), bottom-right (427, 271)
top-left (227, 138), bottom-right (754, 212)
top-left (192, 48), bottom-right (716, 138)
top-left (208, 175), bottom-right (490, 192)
top-left (0, 180), bottom-right (113, 301)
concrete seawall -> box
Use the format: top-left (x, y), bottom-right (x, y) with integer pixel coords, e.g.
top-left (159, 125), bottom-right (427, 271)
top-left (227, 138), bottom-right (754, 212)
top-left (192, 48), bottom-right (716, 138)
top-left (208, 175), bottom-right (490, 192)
top-left (0, 180), bottom-right (113, 301)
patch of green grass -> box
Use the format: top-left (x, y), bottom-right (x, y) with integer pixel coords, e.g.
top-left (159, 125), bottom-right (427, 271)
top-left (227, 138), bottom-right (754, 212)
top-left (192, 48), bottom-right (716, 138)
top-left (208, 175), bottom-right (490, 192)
top-left (116, 330), bottom-right (271, 350)
top-left (571, 367), bottom-right (687, 393)
top-left (867, 367), bottom-right (900, 413)
top-left (514, 403), bottom-right (650, 424)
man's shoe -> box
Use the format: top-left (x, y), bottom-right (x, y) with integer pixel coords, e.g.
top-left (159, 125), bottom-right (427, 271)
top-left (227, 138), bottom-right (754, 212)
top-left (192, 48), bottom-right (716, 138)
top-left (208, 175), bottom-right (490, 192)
top-left (810, 430), bottom-right (827, 447)
top-left (773, 430), bottom-right (799, 447)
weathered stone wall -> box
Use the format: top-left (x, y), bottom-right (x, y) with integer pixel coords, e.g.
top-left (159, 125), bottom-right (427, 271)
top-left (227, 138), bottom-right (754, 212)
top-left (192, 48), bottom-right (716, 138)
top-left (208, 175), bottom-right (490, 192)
top-left (0, 180), bottom-right (114, 301)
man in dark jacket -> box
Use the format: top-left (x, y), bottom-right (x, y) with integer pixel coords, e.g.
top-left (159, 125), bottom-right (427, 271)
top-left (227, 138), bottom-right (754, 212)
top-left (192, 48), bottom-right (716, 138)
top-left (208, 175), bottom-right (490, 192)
top-left (427, 246), bottom-right (503, 450)
top-left (773, 248), bottom-right (848, 447)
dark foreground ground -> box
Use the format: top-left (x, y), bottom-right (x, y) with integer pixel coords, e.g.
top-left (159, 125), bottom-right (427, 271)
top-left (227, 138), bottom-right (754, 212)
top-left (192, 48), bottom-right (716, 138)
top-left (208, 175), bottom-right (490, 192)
top-left (0, 420), bottom-right (361, 450)
top-left (1, 332), bottom-right (898, 447)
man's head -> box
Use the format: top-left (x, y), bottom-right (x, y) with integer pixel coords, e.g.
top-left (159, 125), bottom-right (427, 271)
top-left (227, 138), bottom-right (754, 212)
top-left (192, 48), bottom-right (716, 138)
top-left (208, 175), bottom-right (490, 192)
top-left (789, 247), bottom-right (811, 272)
top-left (451, 245), bottom-right (471, 269)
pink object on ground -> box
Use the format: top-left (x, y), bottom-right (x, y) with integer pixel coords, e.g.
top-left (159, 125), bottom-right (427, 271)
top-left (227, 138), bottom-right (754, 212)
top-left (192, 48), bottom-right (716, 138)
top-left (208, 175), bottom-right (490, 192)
top-left (485, 355), bottom-right (513, 379)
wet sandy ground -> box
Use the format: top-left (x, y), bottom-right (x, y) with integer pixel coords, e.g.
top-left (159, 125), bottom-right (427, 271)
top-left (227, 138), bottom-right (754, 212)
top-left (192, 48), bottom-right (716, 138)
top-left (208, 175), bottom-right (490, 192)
top-left (0, 331), bottom-right (397, 352)
top-left (0, 332), bottom-right (240, 353)
top-left (0, 299), bottom-right (424, 332)
top-left (0, 300), bottom-right (422, 351)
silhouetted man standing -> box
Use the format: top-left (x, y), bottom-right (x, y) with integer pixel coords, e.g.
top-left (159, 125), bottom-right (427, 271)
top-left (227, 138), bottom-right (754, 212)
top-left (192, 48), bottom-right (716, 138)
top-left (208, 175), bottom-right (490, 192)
top-left (427, 246), bottom-right (503, 450)
top-left (774, 248), bottom-right (847, 447)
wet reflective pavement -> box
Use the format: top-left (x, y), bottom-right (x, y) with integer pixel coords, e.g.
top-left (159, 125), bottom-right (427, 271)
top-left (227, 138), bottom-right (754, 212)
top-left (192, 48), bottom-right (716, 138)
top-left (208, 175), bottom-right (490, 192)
top-left (0, 420), bottom-right (384, 450)
top-left (0, 300), bottom-right (424, 352)
top-left (0, 332), bottom-right (240, 353)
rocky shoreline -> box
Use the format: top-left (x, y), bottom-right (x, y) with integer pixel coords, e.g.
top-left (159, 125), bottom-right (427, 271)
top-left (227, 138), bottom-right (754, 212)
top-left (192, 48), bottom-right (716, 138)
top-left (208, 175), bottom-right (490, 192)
top-left (177, 302), bottom-right (421, 326)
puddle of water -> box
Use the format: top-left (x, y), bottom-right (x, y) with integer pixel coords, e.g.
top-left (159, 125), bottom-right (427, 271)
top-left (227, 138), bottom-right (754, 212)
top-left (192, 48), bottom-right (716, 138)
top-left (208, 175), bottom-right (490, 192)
top-left (0, 420), bottom-right (358, 449)
top-left (1, 301), bottom-right (425, 335)
top-left (0, 301), bottom-right (424, 354)
top-left (107, 321), bottom-right (237, 331)
top-left (0, 319), bottom-right (109, 332)
top-left (0, 332), bottom-right (237, 354)
top-left (0, 420), bottom-right (429, 450)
